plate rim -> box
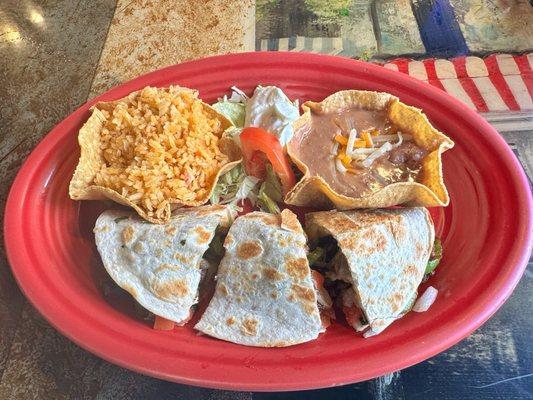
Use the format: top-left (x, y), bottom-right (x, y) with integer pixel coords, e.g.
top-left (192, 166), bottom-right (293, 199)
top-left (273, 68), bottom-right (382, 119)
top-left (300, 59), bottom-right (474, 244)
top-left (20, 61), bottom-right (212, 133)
top-left (4, 51), bottom-right (533, 391)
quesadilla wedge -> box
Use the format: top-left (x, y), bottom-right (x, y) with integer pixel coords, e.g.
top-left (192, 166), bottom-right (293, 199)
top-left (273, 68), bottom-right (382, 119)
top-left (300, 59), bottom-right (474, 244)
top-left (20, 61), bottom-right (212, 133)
top-left (305, 207), bottom-right (435, 337)
top-left (195, 209), bottom-right (325, 347)
top-left (94, 205), bottom-right (231, 325)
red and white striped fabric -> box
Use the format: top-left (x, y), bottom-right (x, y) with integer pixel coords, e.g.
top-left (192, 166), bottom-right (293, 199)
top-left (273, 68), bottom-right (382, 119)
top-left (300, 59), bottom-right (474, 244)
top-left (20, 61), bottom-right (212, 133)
top-left (383, 54), bottom-right (533, 112)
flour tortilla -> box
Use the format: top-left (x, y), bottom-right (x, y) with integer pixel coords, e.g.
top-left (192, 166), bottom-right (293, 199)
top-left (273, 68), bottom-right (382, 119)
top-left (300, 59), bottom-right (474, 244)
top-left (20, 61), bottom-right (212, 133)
top-left (286, 90), bottom-right (454, 209)
top-left (195, 209), bottom-right (323, 347)
top-left (94, 205), bottom-right (231, 324)
top-left (306, 207), bottom-right (434, 337)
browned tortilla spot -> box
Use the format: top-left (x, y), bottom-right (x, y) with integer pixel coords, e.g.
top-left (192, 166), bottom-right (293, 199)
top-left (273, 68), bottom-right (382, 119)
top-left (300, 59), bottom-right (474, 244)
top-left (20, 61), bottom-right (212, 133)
top-left (339, 236), bottom-right (359, 252)
top-left (174, 253), bottom-right (189, 264)
top-left (270, 292), bottom-right (279, 299)
top-left (166, 226), bottom-right (177, 235)
top-left (260, 214), bottom-right (280, 226)
top-left (133, 242), bottom-right (143, 253)
top-left (404, 264), bottom-right (418, 277)
top-left (218, 283), bottom-right (229, 296)
top-left (95, 225), bottom-right (110, 233)
top-left (250, 273), bottom-right (259, 281)
top-left (389, 293), bottom-right (404, 311)
top-left (154, 263), bottom-right (179, 273)
top-left (122, 226), bottom-right (134, 244)
top-left (194, 226), bottom-right (211, 244)
top-left (369, 229), bottom-right (387, 252)
top-left (303, 303), bottom-right (316, 315)
top-left (264, 267), bottom-right (285, 281)
top-left (344, 231), bottom-right (383, 255)
top-left (285, 257), bottom-right (308, 280)
top-left (155, 249), bottom-right (163, 257)
top-left (291, 284), bottom-right (315, 302)
top-left (273, 341), bottom-right (288, 347)
top-left (226, 316), bottom-right (235, 326)
top-left (415, 242), bottom-right (424, 259)
top-left (150, 277), bottom-right (188, 301)
top-left (244, 213), bottom-right (277, 225)
top-left (359, 212), bottom-right (401, 226)
top-left (241, 318), bottom-right (258, 336)
top-left (279, 240), bottom-right (287, 247)
top-left (287, 293), bottom-right (296, 302)
top-left (195, 205), bottom-right (227, 217)
top-left (236, 296), bottom-right (243, 303)
top-left (391, 223), bottom-right (407, 243)
top-left (330, 214), bottom-right (362, 232)
top-left (237, 241), bottom-right (263, 260)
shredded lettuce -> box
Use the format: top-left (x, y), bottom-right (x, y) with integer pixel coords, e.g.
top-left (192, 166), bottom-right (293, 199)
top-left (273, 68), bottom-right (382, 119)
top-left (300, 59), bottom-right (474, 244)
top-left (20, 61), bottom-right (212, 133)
top-left (211, 161), bottom-right (283, 216)
top-left (425, 238), bottom-right (442, 275)
top-left (257, 163), bottom-right (282, 214)
top-left (257, 184), bottom-right (280, 214)
top-left (262, 163), bottom-right (282, 202)
top-left (212, 87), bottom-right (247, 128)
top-left (307, 247), bottom-right (324, 267)
top-left (212, 99), bottom-right (245, 128)
top-left (210, 164), bottom-right (259, 216)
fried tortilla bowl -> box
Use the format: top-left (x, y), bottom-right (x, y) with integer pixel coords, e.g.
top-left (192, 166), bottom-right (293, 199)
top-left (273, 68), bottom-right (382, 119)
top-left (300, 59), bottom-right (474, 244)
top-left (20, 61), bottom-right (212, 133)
top-left (285, 90), bottom-right (454, 210)
top-left (69, 86), bottom-right (241, 224)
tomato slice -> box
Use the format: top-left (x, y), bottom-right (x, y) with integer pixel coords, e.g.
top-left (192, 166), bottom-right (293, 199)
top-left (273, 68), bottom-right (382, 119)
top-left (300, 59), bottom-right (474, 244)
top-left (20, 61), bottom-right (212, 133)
top-left (247, 151), bottom-right (267, 178)
top-left (153, 315), bottom-right (175, 331)
top-left (240, 127), bottom-right (296, 195)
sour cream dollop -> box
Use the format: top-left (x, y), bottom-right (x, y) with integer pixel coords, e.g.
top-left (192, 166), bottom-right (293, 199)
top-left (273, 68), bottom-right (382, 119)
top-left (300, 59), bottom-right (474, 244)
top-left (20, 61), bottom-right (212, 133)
top-left (244, 86), bottom-right (299, 146)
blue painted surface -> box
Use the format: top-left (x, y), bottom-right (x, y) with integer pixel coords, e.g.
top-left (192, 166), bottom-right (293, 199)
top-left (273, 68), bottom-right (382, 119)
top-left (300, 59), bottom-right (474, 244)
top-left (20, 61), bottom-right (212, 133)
top-left (410, 0), bottom-right (469, 57)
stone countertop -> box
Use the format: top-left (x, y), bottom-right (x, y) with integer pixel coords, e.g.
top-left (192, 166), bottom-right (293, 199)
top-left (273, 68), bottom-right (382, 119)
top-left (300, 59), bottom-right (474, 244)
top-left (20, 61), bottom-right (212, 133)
top-left (1, 1), bottom-right (531, 399)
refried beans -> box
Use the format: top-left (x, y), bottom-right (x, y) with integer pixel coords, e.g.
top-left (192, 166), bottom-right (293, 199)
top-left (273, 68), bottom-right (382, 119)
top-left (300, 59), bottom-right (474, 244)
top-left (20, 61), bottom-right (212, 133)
top-left (292, 105), bottom-right (427, 197)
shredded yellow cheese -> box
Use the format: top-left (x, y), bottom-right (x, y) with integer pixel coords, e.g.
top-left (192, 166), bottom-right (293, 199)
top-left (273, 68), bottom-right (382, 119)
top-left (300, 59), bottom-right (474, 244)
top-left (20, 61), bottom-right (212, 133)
top-left (361, 131), bottom-right (374, 148)
top-left (333, 126), bottom-right (402, 172)
top-left (336, 150), bottom-right (352, 168)
top-left (335, 135), bottom-right (348, 145)
top-left (354, 139), bottom-right (367, 148)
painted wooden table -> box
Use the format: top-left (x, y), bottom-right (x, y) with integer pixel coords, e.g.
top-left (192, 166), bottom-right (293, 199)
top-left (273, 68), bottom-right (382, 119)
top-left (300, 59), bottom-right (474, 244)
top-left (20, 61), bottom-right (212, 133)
top-left (1, 1), bottom-right (532, 399)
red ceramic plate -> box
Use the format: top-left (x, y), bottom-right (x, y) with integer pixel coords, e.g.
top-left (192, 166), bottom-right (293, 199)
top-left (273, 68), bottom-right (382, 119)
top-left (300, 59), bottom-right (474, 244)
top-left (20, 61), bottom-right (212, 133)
top-left (5, 52), bottom-right (532, 391)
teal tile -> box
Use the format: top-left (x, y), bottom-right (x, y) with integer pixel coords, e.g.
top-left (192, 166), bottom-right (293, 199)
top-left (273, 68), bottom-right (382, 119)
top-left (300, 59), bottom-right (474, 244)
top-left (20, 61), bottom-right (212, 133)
top-left (339, 2), bottom-right (378, 55)
top-left (374, 0), bottom-right (425, 55)
top-left (450, 0), bottom-right (533, 52)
